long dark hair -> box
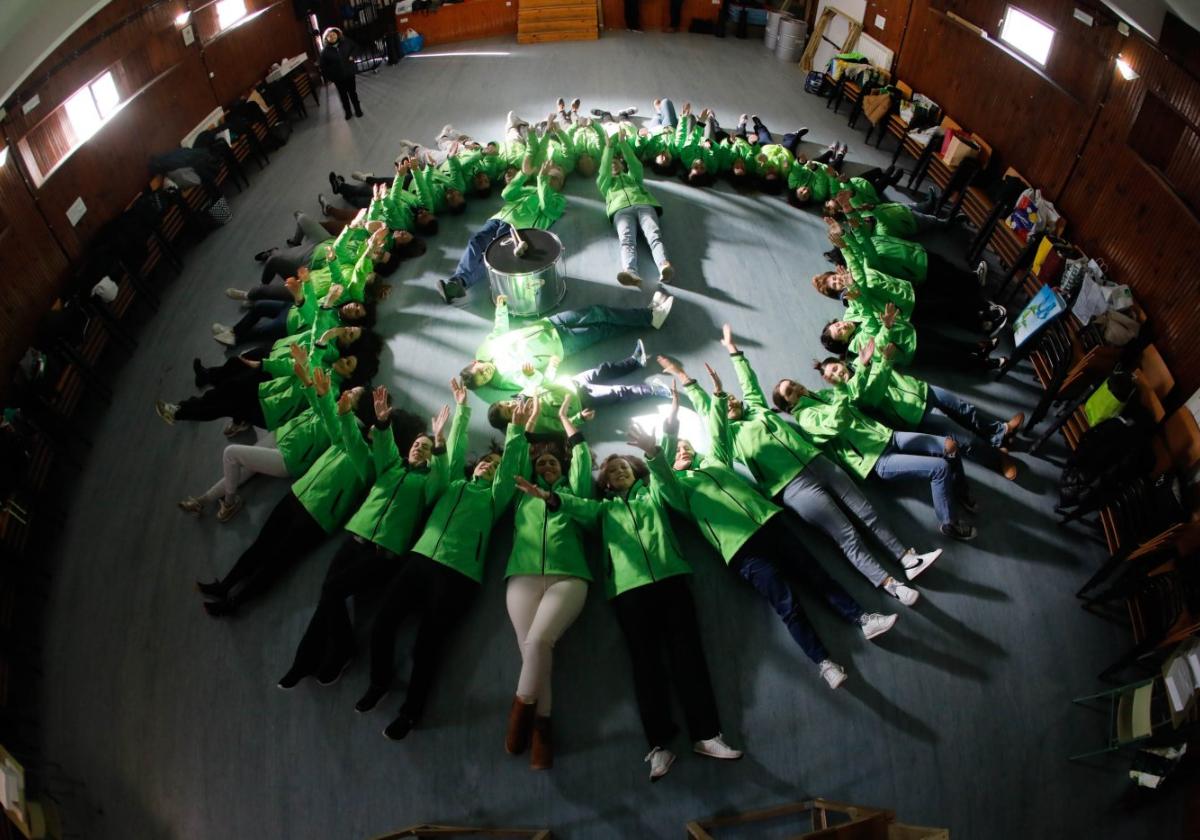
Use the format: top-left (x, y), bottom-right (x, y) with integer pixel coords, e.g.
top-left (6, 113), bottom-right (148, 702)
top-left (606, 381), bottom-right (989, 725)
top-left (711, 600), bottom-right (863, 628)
top-left (595, 453), bottom-right (649, 497)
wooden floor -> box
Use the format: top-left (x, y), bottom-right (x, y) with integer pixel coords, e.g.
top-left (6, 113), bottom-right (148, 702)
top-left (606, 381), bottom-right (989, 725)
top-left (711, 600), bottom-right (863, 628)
top-left (37, 32), bottom-right (1184, 840)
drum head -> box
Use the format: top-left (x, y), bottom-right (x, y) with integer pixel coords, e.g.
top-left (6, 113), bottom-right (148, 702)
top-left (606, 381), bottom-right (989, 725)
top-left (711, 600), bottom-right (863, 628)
top-left (484, 228), bottom-right (563, 274)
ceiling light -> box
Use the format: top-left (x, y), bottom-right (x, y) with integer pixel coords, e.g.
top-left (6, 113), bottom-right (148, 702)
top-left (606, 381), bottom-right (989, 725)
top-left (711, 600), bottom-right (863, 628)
top-left (1116, 56), bottom-right (1139, 80)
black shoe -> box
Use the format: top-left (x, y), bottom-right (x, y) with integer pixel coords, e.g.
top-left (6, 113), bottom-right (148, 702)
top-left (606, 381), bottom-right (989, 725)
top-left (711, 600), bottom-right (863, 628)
top-left (285, 236), bottom-right (302, 248)
top-left (617, 107), bottom-right (638, 119)
top-left (794, 127), bottom-right (809, 143)
top-left (940, 522), bottom-right (977, 541)
top-left (195, 579), bottom-right (226, 599)
top-left (316, 652), bottom-right (353, 686)
top-left (383, 713), bottom-right (415, 740)
top-left (253, 247), bottom-right (277, 263)
top-left (277, 668), bottom-right (306, 690)
top-left (344, 111), bottom-right (353, 120)
top-left (436, 278), bottom-right (466, 304)
top-left (355, 684), bottom-right (388, 713)
top-left (328, 171), bottom-right (340, 195)
top-left (193, 358), bottom-right (207, 389)
top-left (354, 107), bottom-right (364, 118)
top-left (958, 495), bottom-right (980, 515)
top-left (203, 598), bottom-right (236, 618)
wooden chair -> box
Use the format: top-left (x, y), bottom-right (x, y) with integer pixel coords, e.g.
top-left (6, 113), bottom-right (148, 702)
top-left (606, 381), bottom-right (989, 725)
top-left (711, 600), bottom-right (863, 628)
top-left (368, 825), bottom-right (552, 840)
top-left (685, 798), bottom-right (947, 839)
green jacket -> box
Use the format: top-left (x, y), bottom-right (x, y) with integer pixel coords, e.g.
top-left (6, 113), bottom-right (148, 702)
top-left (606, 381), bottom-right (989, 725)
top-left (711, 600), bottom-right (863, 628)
top-left (506, 433), bottom-right (594, 580)
top-left (843, 216), bottom-right (927, 283)
top-left (789, 367), bottom-right (891, 481)
top-left (473, 299), bottom-right (566, 397)
top-left (491, 171), bottom-right (566, 231)
top-left (290, 387), bottom-right (374, 534)
top-left (546, 129), bottom-right (577, 172)
top-left (258, 343), bottom-right (341, 431)
top-left (569, 122), bottom-right (604, 159)
top-left (845, 266), bottom-right (915, 319)
top-left (410, 407), bottom-right (527, 583)
top-left (859, 353), bottom-right (929, 428)
top-left (658, 392), bottom-right (781, 564)
top-left (309, 226), bottom-right (368, 270)
top-left (555, 445), bottom-right (691, 599)
top-left (343, 421), bottom-right (448, 555)
top-left (847, 310), bottom-right (917, 366)
top-left (755, 144), bottom-right (794, 177)
top-left (844, 176), bottom-right (881, 206)
top-left (597, 139), bottom-right (661, 218)
top-left (789, 162), bottom-right (833, 200)
top-left (865, 203), bottom-right (919, 239)
top-left (725, 353), bottom-right (821, 497)
top-left (634, 125), bottom-right (673, 160)
top-left (412, 157), bottom-right (465, 213)
top-left (273, 400), bottom-right (332, 478)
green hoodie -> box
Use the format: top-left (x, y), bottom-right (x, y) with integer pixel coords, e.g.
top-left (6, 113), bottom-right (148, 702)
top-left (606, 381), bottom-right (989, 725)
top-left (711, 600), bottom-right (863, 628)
top-left (411, 157), bottom-right (465, 213)
top-left (546, 129), bottom-right (577, 172)
top-left (409, 407), bottom-right (527, 583)
top-left (597, 139), bottom-right (661, 218)
top-left (859, 353), bottom-right (928, 428)
top-left (725, 352), bottom-right (821, 497)
top-left (290, 387), bottom-right (374, 534)
top-left (506, 433), bottom-right (594, 580)
top-left (842, 215), bottom-right (928, 283)
top-left (754, 144), bottom-right (794, 178)
top-left (657, 391), bottom-right (782, 564)
top-left (554, 444), bottom-right (691, 599)
top-left (491, 171), bottom-right (566, 231)
top-left (473, 299), bottom-right (565, 397)
top-left (309, 225), bottom-right (368, 270)
top-left (343, 420), bottom-right (448, 555)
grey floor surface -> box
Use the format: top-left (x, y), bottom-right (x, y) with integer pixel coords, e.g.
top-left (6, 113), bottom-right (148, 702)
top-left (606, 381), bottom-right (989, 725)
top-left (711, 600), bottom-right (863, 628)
top-left (37, 33), bottom-right (1185, 840)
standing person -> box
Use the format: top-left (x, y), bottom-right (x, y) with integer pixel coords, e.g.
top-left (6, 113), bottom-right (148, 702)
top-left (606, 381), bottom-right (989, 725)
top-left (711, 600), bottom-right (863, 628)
top-left (503, 396), bottom-right (593, 770)
top-left (677, 325), bottom-right (942, 593)
top-left (625, 0), bottom-right (642, 31)
top-left (598, 128), bottom-right (674, 288)
top-left (651, 375), bottom-right (898, 686)
top-left (319, 28), bottom-right (362, 120)
top-left (516, 419), bottom-right (743, 782)
top-left (278, 385), bottom-right (449, 688)
top-left (354, 389), bottom-right (531, 741)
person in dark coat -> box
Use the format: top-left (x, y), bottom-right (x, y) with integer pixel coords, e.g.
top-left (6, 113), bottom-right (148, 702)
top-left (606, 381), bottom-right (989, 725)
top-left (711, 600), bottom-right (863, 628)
top-left (319, 27), bottom-right (362, 120)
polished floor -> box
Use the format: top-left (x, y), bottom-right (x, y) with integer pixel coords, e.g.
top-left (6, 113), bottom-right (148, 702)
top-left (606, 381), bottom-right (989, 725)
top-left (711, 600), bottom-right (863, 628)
top-left (38, 31), bottom-right (1184, 840)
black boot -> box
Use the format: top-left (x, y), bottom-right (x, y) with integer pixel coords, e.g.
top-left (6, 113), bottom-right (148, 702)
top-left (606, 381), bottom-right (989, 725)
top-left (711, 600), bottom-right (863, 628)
top-left (193, 358), bottom-right (208, 389)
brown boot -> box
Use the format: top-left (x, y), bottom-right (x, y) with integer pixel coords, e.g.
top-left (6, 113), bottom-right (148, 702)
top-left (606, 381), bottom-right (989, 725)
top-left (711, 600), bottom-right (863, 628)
top-left (530, 715), bottom-right (553, 770)
top-left (505, 696), bottom-right (536, 755)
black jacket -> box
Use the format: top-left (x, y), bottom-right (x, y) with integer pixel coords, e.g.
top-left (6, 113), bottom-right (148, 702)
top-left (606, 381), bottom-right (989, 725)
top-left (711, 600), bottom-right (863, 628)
top-left (319, 36), bottom-right (357, 83)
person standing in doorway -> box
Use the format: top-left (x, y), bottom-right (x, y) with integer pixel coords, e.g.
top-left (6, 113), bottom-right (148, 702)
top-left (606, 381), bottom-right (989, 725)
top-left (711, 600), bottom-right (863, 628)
top-left (320, 27), bottom-right (363, 121)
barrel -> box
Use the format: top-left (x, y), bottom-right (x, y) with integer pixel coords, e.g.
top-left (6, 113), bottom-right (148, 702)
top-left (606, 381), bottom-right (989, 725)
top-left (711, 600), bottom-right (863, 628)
top-left (766, 10), bottom-right (785, 36)
top-left (778, 17), bottom-right (807, 39)
top-left (765, 30), bottom-right (778, 50)
top-left (775, 32), bottom-right (806, 62)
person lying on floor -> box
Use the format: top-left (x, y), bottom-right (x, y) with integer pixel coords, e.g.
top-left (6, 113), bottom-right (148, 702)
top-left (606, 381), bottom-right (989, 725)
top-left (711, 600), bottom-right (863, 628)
top-left (674, 104), bottom-right (721, 188)
top-left (460, 292), bottom-right (675, 398)
top-left (485, 339), bottom-right (671, 435)
top-left (328, 167), bottom-right (440, 237)
top-left (640, 97), bottom-right (681, 175)
top-left (434, 125), bottom-right (510, 186)
top-left (800, 340), bottom-right (1024, 480)
top-left (788, 142), bottom-right (848, 207)
top-left (598, 128), bottom-right (674, 288)
top-left (214, 276), bottom-right (373, 350)
top-left (437, 156), bottom-right (567, 304)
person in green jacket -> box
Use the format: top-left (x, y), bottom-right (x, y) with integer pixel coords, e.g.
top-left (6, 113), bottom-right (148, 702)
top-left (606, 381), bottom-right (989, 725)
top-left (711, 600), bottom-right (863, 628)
top-left (355, 390), bottom-right (532, 741)
top-left (513, 416), bottom-right (743, 783)
top-left (278, 384), bottom-right (449, 689)
top-left (787, 143), bottom-right (847, 207)
top-left (460, 293), bottom-right (675, 400)
top-left (598, 127), bottom-right (675, 288)
top-left (196, 366), bottom-right (376, 616)
top-left (804, 341), bottom-right (1023, 480)
top-left (409, 154), bottom-right (467, 216)
top-left (503, 396), bottom-right (592, 770)
top-left (437, 156), bottom-right (567, 303)
top-left (649, 377), bottom-right (900, 688)
top-left (671, 325), bottom-right (942, 590)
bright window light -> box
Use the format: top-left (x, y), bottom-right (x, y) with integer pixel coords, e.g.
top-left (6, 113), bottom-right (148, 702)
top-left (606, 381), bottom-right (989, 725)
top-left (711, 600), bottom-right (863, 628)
top-left (90, 72), bottom-right (120, 119)
top-left (64, 71), bottom-right (122, 143)
top-left (999, 6), bottom-right (1055, 66)
top-left (216, 0), bottom-right (248, 30)
top-left (174, 11), bottom-right (191, 26)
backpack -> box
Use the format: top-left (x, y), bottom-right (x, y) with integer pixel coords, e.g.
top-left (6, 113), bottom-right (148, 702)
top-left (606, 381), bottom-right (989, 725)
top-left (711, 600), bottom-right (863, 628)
top-left (804, 71), bottom-right (827, 96)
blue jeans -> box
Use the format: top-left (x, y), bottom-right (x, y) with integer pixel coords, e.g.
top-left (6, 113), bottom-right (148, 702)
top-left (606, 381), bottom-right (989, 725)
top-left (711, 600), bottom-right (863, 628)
top-left (733, 516), bottom-right (864, 664)
top-left (872, 432), bottom-right (967, 527)
top-left (453, 217), bottom-right (509, 287)
top-left (922, 384), bottom-right (1007, 470)
top-left (649, 98), bottom-right (677, 129)
top-left (549, 305), bottom-right (652, 356)
top-left (233, 299), bottom-right (291, 344)
top-left (575, 353), bottom-right (657, 408)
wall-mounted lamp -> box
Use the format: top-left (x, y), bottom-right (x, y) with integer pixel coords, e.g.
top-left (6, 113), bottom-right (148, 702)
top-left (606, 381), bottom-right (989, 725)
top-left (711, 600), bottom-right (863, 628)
top-left (0, 147), bottom-right (8, 167)
top-left (174, 11), bottom-right (191, 26)
top-left (1116, 55), bottom-right (1139, 80)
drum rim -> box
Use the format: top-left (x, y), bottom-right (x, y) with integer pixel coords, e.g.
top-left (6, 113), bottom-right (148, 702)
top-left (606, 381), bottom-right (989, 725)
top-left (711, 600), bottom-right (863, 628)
top-left (483, 228), bottom-right (566, 275)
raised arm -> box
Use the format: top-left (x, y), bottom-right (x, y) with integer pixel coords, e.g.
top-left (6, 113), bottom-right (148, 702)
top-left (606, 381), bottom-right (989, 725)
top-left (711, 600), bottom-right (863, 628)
top-left (597, 133), bottom-right (615, 194)
top-left (335, 388), bottom-right (372, 483)
top-left (620, 138), bottom-right (644, 182)
top-left (447, 378), bottom-right (471, 478)
top-left (423, 404), bottom-right (451, 504)
top-left (491, 420), bottom-right (529, 517)
top-left (490, 294), bottom-right (511, 337)
top-left (721, 323), bottom-right (768, 410)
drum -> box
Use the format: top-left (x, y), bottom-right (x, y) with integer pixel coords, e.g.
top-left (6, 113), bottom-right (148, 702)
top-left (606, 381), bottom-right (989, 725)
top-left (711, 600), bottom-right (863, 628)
top-left (484, 227), bottom-right (567, 316)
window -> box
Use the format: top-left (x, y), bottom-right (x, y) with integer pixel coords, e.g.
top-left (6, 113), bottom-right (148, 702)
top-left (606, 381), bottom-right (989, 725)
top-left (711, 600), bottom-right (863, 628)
top-left (64, 71), bottom-right (121, 144)
top-left (216, 0), bottom-right (248, 30)
top-left (999, 6), bottom-right (1055, 66)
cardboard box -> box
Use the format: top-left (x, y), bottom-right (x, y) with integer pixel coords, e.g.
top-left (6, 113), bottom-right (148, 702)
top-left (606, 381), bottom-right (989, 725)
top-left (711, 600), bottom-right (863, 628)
top-left (942, 133), bottom-right (980, 168)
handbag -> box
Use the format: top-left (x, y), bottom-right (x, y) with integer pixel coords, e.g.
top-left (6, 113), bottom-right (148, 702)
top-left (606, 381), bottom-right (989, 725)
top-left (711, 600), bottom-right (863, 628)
top-left (1094, 308), bottom-right (1140, 346)
top-left (207, 196), bottom-right (233, 226)
top-left (862, 91), bottom-right (892, 125)
top-left (804, 71), bottom-right (828, 95)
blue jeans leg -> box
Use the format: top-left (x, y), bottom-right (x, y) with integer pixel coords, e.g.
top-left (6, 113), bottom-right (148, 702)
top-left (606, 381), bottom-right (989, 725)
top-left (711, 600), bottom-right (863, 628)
top-left (233, 300), bottom-right (291, 343)
top-left (925, 385), bottom-right (1007, 447)
top-left (453, 217), bottom-right (508, 288)
top-left (734, 554), bottom-right (830, 664)
top-left (549, 305), bottom-right (652, 356)
top-left (650, 98), bottom-right (677, 128)
top-left (872, 432), bottom-right (964, 526)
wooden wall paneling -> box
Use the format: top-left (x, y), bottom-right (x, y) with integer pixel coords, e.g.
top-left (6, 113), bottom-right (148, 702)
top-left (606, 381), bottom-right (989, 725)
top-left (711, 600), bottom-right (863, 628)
top-left (396, 0), bottom-right (519, 47)
top-left (862, 0), bottom-right (912, 55)
top-left (599, 0), bottom-right (720, 32)
top-left (199, 2), bottom-right (312, 106)
top-left (0, 132), bottom-right (72, 397)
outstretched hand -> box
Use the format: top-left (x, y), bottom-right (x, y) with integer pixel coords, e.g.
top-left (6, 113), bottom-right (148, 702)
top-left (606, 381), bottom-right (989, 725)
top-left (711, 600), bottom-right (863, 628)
top-left (514, 475), bottom-right (551, 501)
top-left (704, 362), bottom-right (723, 394)
top-left (337, 386), bottom-right (364, 416)
top-left (432, 404), bottom-right (450, 443)
top-left (312, 367), bottom-right (331, 398)
top-left (373, 385), bottom-right (390, 423)
top-left (882, 303), bottom-right (899, 329)
top-left (858, 338), bottom-right (876, 367)
top-left (450, 377), bottom-right (467, 406)
top-left (657, 355), bottom-right (685, 379)
top-left (625, 422), bottom-right (658, 456)
top-left (720, 323), bottom-right (738, 354)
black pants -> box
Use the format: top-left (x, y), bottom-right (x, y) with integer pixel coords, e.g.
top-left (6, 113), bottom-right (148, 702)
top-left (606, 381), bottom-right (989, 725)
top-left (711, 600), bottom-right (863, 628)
top-left (176, 370), bottom-right (267, 427)
top-left (261, 244), bottom-right (314, 286)
top-left (669, 0), bottom-right (683, 27)
top-left (575, 354), bottom-right (659, 409)
top-left (611, 575), bottom-right (721, 747)
top-left (221, 491), bottom-right (327, 607)
top-left (913, 253), bottom-right (990, 332)
top-left (289, 536), bottom-right (406, 676)
top-left (333, 78), bottom-right (361, 118)
top-left (367, 553), bottom-right (478, 722)
top-left (625, 0), bottom-right (640, 29)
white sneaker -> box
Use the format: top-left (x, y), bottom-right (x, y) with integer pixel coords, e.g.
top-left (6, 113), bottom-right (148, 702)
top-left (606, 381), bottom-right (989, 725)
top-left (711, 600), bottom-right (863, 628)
top-left (644, 747), bottom-right (676, 782)
top-left (693, 733), bottom-right (743, 760)
top-left (860, 612), bottom-right (898, 641)
top-left (155, 400), bottom-right (178, 425)
top-left (900, 547), bottom-right (941, 581)
top-left (213, 328), bottom-right (236, 347)
top-left (225, 288), bottom-right (248, 301)
top-left (652, 290), bottom-right (669, 307)
top-left (650, 294), bottom-right (674, 329)
top-left (350, 170), bottom-right (373, 182)
top-left (883, 578), bottom-right (920, 607)
top-left (211, 322), bottom-right (225, 335)
top-left (659, 262), bottom-right (675, 284)
top-left (819, 660), bottom-right (847, 689)
top-left (975, 260), bottom-right (988, 286)
top-left (632, 339), bottom-right (647, 367)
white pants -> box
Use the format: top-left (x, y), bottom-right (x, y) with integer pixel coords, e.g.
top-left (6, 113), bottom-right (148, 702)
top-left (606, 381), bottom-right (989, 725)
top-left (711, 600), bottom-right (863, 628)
top-left (613, 205), bottom-right (668, 276)
top-left (200, 432), bottom-right (290, 503)
top-left (505, 574), bottom-right (588, 716)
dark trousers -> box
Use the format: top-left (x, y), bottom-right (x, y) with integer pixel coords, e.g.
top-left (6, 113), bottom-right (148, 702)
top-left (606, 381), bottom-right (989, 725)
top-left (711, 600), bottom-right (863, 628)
top-left (781, 129), bottom-right (812, 157)
top-left (610, 575), bottom-right (721, 747)
top-left (289, 536), bottom-right (406, 676)
top-left (625, 0), bottom-right (640, 29)
top-left (367, 553), bottom-right (478, 722)
top-left (669, 0), bottom-right (683, 27)
top-left (913, 331), bottom-right (994, 371)
top-left (333, 78), bottom-right (361, 118)
top-left (576, 354), bottom-right (658, 408)
top-left (233, 300), bottom-right (292, 344)
top-left (731, 515), bottom-right (864, 664)
top-left (249, 280), bottom-right (294, 303)
top-left (176, 371), bottom-right (267, 427)
top-left (914, 253), bottom-right (990, 332)
top-left (453, 217), bottom-right (509, 287)
top-left (261, 244), bottom-right (314, 285)
top-left (220, 491), bottom-right (327, 607)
